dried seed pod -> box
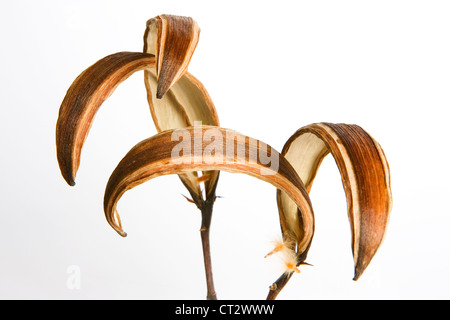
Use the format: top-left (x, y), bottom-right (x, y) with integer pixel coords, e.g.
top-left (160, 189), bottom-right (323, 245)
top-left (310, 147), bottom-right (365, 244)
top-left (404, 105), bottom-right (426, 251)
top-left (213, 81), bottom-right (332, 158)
top-left (143, 14), bottom-right (200, 99)
top-left (143, 14), bottom-right (219, 202)
top-left (56, 14), bottom-right (219, 203)
top-left (102, 125), bottom-right (314, 300)
top-left (56, 52), bottom-right (155, 186)
top-left (268, 122), bottom-right (392, 299)
top-left (102, 126), bottom-right (314, 251)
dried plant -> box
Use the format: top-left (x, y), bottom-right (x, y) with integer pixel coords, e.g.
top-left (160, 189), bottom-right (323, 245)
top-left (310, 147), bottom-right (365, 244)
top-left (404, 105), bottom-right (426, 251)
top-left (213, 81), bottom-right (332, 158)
top-left (56, 15), bottom-right (220, 299)
top-left (268, 122), bottom-right (392, 299)
top-left (56, 14), bottom-right (392, 300)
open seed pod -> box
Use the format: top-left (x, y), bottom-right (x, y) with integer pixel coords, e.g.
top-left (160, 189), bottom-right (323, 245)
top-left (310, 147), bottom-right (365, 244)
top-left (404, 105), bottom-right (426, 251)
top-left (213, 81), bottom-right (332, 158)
top-left (102, 126), bottom-right (314, 261)
top-left (267, 122), bottom-right (392, 299)
top-left (55, 14), bottom-right (219, 203)
top-left (143, 14), bottom-right (220, 203)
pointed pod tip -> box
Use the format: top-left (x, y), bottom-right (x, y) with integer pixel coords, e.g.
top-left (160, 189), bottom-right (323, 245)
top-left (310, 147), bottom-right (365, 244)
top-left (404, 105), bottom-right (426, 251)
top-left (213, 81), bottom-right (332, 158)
top-left (353, 267), bottom-right (364, 281)
top-left (118, 230), bottom-right (127, 237)
top-left (156, 91), bottom-right (165, 100)
top-left (156, 84), bottom-right (169, 99)
top-left (353, 256), bottom-right (375, 281)
top-left (59, 164), bottom-right (76, 186)
top-left (64, 176), bottom-right (76, 187)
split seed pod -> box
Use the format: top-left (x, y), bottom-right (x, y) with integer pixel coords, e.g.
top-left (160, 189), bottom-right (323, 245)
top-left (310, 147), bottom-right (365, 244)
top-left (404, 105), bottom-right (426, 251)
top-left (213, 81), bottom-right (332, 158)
top-left (143, 15), bottom-right (220, 203)
top-left (268, 122), bottom-right (392, 299)
top-left (102, 126), bottom-right (314, 250)
top-left (56, 14), bottom-right (219, 204)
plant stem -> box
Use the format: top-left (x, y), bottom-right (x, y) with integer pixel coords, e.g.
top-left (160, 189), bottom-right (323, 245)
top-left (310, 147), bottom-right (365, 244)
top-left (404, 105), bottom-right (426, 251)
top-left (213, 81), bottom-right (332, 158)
top-left (266, 272), bottom-right (293, 300)
top-left (180, 172), bottom-right (219, 299)
top-left (199, 198), bottom-right (217, 300)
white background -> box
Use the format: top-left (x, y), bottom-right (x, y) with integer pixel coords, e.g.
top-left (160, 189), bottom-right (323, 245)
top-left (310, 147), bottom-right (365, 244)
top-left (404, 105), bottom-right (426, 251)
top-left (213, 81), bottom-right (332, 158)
top-left (1, 0), bottom-right (449, 299)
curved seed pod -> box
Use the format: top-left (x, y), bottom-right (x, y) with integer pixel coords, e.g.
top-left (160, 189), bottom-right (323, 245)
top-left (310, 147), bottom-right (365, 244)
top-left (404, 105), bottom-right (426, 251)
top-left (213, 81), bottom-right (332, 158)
top-left (56, 52), bottom-right (155, 186)
top-left (267, 122), bottom-right (391, 299)
top-left (103, 126), bottom-right (314, 259)
top-left (56, 16), bottom-right (220, 196)
top-left (278, 122), bottom-right (392, 280)
top-left (143, 14), bottom-right (220, 202)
